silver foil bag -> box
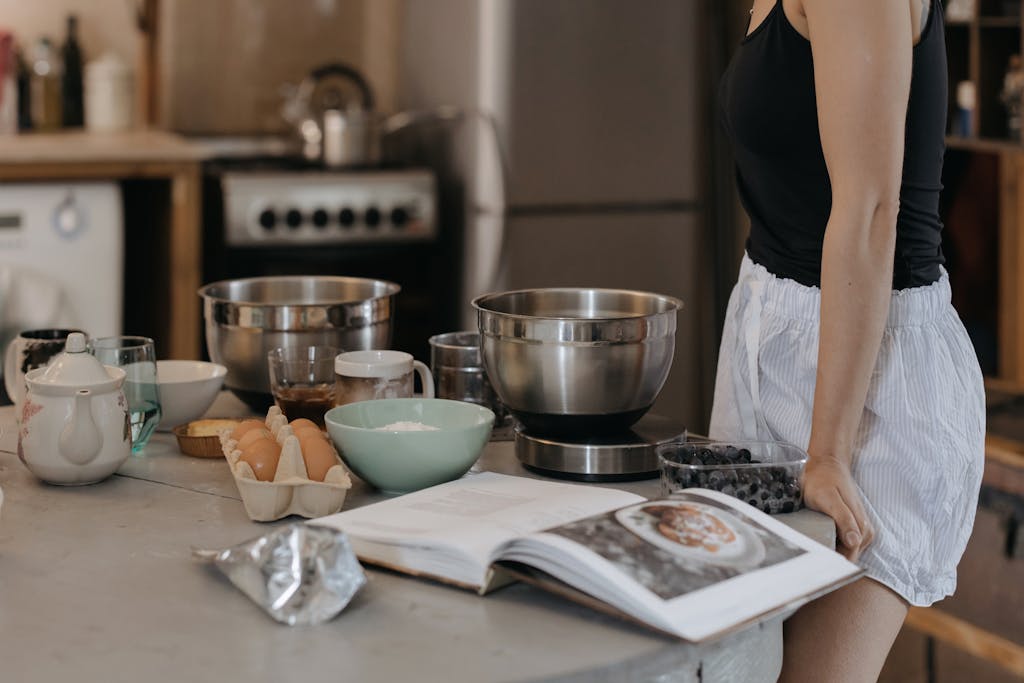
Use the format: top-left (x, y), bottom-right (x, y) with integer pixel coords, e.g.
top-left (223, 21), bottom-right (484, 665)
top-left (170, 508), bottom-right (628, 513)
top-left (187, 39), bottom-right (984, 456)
top-left (194, 523), bottom-right (366, 625)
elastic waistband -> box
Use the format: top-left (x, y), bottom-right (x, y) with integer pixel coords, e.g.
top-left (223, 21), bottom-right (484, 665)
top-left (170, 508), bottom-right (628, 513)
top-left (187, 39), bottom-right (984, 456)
top-left (739, 254), bottom-right (952, 327)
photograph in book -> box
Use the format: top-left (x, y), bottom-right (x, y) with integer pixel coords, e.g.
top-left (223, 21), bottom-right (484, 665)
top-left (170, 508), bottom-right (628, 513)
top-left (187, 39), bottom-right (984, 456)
top-left (548, 492), bottom-right (806, 601)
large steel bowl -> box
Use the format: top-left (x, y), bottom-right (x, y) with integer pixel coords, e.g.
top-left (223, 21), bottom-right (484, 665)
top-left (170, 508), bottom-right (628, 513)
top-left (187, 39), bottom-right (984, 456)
top-left (199, 276), bottom-right (400, 410)
top-left (473, 288), bottom-right (683, 436)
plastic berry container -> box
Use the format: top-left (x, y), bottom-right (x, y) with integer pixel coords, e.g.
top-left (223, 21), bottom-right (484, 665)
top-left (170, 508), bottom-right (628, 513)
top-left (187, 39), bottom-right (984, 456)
top-left (656, 439), bottom-right (809, 514)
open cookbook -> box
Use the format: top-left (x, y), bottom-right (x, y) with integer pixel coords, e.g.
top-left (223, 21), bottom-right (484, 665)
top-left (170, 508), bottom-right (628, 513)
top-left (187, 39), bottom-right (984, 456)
top-left (311, 472), bottom-right (862, 642)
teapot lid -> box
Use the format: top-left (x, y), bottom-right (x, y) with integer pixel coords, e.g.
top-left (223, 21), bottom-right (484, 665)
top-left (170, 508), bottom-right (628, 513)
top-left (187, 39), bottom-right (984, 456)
top-left (33, 333), bottom-right (113, 386)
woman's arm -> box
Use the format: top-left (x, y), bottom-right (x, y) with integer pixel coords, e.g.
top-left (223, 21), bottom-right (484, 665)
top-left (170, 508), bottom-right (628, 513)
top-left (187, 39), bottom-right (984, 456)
top-left (799, 0), bottom-right (914, 560)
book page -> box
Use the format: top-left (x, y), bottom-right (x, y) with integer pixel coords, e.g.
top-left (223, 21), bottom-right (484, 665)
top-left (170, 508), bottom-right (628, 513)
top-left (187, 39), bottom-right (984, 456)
top-left (495, 489), bottom-right (861, 641)
top-left (310, 472), bottom-right (644, 585)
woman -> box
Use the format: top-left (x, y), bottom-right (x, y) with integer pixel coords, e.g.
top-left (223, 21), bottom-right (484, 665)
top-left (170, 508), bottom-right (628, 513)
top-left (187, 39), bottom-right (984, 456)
top-left (715, 1), bottom-right (985, 681)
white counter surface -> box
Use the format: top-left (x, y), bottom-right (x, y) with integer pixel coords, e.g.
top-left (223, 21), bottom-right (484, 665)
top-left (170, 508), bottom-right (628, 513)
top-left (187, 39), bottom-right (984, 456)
top-left (0, 394), bottom-right (833, 683)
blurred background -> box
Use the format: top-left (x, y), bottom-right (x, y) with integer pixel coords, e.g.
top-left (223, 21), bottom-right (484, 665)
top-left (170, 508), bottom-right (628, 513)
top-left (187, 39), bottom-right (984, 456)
top-left (0, 1), bottom-right (1020, 679)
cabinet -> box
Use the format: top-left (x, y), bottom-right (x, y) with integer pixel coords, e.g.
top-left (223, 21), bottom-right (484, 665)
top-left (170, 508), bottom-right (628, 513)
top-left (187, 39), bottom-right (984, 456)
top-left (885, 5), bottom-right (1024, 681)
top-left (943, 0), bottom-right (1024, 385)
top-left (0, 131), bottom-right (204, 361)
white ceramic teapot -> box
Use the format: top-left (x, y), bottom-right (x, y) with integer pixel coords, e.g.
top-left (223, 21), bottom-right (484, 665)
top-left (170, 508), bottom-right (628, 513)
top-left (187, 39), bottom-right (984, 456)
top-left (18, 332), bottom-right (131, 485)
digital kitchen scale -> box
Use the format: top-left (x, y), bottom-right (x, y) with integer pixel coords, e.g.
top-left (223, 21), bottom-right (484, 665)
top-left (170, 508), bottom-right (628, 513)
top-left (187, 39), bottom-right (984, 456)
top-left (514, 414), bottom-right (687, 482)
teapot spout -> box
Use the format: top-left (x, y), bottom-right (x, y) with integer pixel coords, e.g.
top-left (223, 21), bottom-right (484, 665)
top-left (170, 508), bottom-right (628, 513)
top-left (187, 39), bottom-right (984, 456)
top-left (59, 390), bottom-right (103, 465)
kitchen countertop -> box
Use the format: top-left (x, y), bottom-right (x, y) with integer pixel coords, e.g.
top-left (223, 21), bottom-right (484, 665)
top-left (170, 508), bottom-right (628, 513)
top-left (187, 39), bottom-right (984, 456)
top-left (0, 129), bottom-right (207, 165)
top-left (0, 394), bottom-right (834, 683)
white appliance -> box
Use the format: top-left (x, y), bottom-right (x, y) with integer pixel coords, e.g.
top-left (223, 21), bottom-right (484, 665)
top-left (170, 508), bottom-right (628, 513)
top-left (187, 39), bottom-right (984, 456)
top-left (396, 0), bottom-right (716, 430)
top-left (0, 183), bottom-right (123, 343)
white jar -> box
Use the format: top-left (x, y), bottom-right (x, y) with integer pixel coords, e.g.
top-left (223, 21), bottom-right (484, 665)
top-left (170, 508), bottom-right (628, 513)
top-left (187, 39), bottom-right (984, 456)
top-left (85, 54), bottom-right (134, 132)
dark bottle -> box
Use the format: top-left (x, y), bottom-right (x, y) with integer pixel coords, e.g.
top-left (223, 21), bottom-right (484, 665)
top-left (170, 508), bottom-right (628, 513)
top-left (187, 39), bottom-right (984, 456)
top-left (61, 14), bottom-right (83, 127)
top-left (15, 45), bottom-right (31, 131)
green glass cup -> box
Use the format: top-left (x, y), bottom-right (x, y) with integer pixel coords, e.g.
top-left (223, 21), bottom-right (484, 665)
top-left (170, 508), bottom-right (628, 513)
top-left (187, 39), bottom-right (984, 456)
top-left (90, 336), bottom-right (162, 453)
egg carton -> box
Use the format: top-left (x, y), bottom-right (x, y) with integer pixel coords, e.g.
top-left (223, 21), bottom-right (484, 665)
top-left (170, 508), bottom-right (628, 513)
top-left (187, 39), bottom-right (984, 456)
top-left (218, 407), bottom-right (352, 522)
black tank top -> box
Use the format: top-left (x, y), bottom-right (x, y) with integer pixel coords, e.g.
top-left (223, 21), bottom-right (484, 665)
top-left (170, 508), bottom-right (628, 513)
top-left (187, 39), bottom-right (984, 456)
top-left (720, 1), bottom-right (947, 289)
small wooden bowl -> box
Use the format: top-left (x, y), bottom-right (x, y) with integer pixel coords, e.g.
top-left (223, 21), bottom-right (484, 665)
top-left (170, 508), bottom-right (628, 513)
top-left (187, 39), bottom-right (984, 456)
top-left (173, 419), bottom-right (243, 458)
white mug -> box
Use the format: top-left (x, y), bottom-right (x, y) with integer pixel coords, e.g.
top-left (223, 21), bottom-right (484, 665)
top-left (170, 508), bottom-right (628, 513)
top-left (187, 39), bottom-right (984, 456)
top-left (334, 350), bottom-right (435, 406)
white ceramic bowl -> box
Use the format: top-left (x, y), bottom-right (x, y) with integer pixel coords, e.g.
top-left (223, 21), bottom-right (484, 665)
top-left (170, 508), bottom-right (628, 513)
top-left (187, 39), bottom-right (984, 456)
top-left (156, 360), bottom-right (227, 430)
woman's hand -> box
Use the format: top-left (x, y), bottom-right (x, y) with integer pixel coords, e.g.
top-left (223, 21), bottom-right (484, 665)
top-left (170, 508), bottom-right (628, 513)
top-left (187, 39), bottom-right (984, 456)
top-left (802, 454), bottom-right (874, 562)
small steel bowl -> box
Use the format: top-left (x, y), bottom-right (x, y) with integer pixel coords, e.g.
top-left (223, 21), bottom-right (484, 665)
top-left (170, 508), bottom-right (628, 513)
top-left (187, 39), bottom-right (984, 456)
top-left (473, 288), bottom-right (683, 436)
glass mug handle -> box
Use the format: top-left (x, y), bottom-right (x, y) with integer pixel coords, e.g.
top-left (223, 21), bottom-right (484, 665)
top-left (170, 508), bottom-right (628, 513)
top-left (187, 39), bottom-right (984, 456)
top-left (413, 360), bottom-right (435, 398)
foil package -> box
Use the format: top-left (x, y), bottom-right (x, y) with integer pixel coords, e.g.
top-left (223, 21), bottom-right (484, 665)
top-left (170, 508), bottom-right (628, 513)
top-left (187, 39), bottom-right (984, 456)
top-left (194, 523), bottom-right (366, 626)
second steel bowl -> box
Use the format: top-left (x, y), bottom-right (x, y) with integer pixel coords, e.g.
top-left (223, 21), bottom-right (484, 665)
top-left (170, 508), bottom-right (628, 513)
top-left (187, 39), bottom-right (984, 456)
top-left (199, 276), bottom-right (400, 410)
top-left (473, 288), bottom-right (683, 436)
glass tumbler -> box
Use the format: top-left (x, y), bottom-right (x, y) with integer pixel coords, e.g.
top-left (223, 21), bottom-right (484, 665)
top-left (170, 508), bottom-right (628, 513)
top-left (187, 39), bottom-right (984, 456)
top-left (89, 336), bottom-right (162, 453)
top-left (267, 346), bottom-right (339, 427)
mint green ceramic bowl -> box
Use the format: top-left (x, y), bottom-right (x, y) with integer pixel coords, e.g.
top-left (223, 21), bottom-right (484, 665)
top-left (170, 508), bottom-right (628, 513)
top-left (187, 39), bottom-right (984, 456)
top-left (324, 398), bottom-right (495, 494)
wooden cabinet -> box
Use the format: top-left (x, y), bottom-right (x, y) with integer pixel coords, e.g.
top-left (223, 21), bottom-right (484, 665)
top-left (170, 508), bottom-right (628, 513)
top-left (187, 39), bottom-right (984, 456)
top-left (879, 5), bottom-right (1024, 680)
top-left (943, 0), bottom-right (1024, 385)
top-left (0, 130), bottom-right (204, 361)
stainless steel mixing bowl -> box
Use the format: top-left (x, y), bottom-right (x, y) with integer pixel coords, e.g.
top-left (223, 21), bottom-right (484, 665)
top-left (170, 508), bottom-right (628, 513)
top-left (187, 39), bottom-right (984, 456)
top-left (199, 276), bottom-right (400, 410)
top-left (473, 288), bottom-right (683, 436)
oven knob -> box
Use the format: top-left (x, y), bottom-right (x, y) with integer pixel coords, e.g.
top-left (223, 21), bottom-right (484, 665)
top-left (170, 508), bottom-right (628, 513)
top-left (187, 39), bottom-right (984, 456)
top-left (285, 209), bottom-right (303, 229)
top-left (258, 209), bottom-right (277, 230)
top-left (390, 207), bottom-right (409, 228)
top-left (338, 208), bottom-right (356, 228)
top-left (312, 208), bottom-right (329, 228)
top-left (364, 207), bottom-right (381, 229)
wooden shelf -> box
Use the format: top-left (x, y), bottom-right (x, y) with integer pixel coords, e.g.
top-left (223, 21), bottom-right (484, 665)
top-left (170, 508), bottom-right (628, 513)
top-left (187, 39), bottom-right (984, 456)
top-left (905, 607), bottom-right (1024, 678)
top-left (946, 135), bottom-right (1024, 153)
top-left (978, 16), bottom-right (1023, 27)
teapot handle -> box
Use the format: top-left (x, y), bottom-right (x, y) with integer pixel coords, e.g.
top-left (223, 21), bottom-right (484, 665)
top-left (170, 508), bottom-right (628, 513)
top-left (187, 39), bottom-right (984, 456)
top-left (309, 62), bottom-right (375, 111)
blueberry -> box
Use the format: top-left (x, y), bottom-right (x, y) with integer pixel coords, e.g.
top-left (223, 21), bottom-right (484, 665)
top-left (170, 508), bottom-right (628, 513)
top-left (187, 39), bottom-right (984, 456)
top-left (721, 484), bottom-right (736, 496)
top-left (748, 482), bottom-right (759, 495)
top-left (699, 448), bottom-right (713, 461)
top-left (781, 501), bottom-right (795, 513)
top-left (738, 448), bottom-right (752, 462)
top-left (708, 471), bottom-right (725, 487)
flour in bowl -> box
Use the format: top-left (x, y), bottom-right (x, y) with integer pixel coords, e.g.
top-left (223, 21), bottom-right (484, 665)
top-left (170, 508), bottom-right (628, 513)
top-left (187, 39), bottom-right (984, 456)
top-left (376, 421), bottom-right (441, 432)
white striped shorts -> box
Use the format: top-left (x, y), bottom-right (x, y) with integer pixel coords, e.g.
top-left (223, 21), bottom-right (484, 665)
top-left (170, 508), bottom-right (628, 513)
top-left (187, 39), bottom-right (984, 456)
top-left (710, 254), bottom-right (985, 606)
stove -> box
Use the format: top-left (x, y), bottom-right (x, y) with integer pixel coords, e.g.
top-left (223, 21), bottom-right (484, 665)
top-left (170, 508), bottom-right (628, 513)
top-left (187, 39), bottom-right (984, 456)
top-left (221, 169), bottom-right (437, 248)
top-left (200, 149), bottom-right (460, 364)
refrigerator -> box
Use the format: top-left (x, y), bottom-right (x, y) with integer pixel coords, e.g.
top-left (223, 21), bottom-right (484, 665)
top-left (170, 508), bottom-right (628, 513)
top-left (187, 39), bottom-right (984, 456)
top-left (396, 0), bottom-right (716, 431)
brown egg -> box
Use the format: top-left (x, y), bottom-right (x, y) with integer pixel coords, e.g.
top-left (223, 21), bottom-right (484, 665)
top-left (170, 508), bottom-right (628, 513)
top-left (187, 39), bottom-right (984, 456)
top-left (236, 428), bottom-right (273, 451)
top-left (239, 437), bottom-right (281, 482)
top-left (300, 436), bottom-right (337, 482)
top-left (231, 419), bottom-right (267, 441)
top-left (289, 418), bottom-right (321, 434)
top-left (293, 428), bottom-right (326, 445)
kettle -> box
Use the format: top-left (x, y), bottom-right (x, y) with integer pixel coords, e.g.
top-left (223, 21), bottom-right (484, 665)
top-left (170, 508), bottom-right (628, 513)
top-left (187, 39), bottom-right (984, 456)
top-left (282, 62), bottom-right (379, 167)
top-left (18, 332), bottom-right (131, 485)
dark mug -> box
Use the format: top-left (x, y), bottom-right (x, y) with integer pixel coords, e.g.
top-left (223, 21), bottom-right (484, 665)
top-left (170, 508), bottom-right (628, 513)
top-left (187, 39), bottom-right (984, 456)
top-left (4, 328), bottom-right (86, 413)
